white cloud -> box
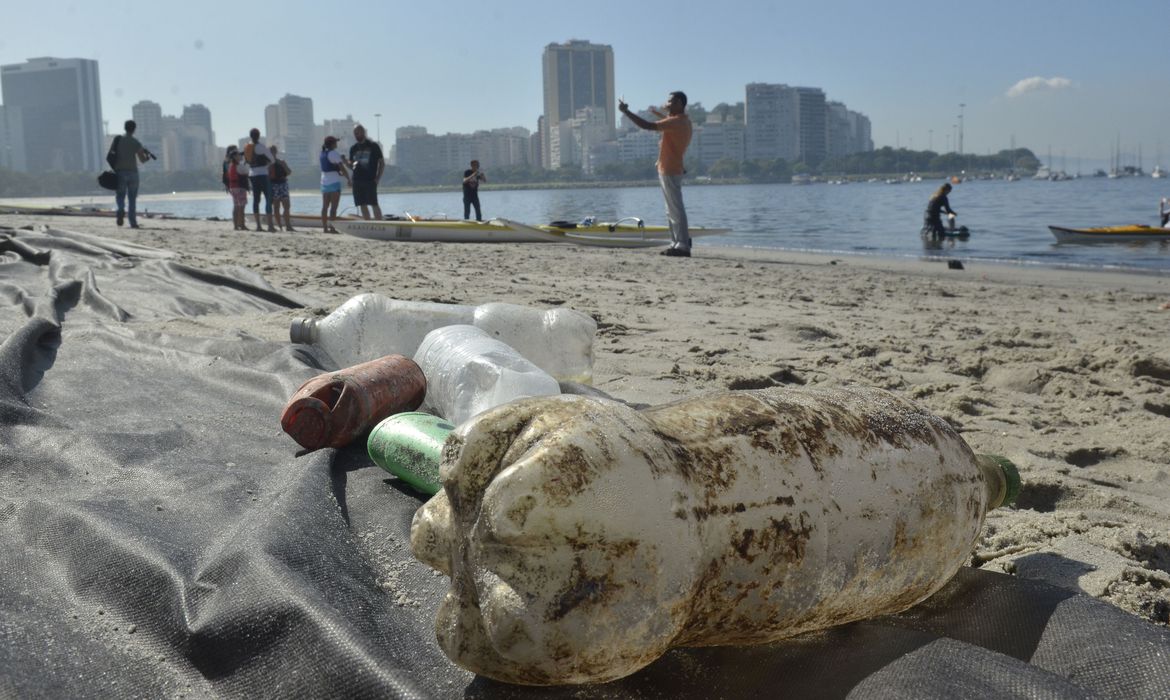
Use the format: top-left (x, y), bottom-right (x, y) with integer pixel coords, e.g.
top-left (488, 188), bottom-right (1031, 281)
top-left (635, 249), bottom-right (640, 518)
top-left (1006, 76), bottom-right (1074, 98)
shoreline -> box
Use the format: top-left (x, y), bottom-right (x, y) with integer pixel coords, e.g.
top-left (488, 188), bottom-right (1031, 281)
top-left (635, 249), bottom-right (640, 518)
top-left (3, 199), bottom-right (1169, 280)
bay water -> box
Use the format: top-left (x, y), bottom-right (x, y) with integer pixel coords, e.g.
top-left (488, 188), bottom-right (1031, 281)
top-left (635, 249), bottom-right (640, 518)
top-left (33, 177), bottom-right (1170, 273)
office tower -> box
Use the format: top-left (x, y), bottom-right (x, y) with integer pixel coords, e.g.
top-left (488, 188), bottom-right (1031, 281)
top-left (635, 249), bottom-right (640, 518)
top-left (541, 40), bottom-right (614, 169)
top-left (0, 57), bottom-right (103, 172)
top-left (745, 83), bottom-right (797, 162)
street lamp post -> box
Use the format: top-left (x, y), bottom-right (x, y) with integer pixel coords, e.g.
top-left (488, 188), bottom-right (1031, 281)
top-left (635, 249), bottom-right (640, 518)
top-left (958, 103), bottom-right (965, 155)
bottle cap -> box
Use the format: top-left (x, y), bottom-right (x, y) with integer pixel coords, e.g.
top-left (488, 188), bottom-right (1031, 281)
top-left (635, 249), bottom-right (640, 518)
top-left (289, 317), bottom-right (317, 344)
top-left (280, 396), bottom-right (331, 450)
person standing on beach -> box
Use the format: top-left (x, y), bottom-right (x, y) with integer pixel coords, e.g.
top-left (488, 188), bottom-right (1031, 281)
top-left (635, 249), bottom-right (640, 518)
top-left (107, 119), bottom-right (153, 228)
top-left (1160, 197), bottom-right (1170, 228)
top-left (224, 147), bottom-right (249, 231)
top-left (348, 124), bottom-right (384, 220)
top-left (244, 128), bottom-right (276, 232)
top-left (320, 136), bottom-right (351, 234)
top-left (268, 145), bottom-right (294, 232)
top-left (462, 160), bottom-right (486, 221)
top-left (619, 92), bottom-right (693, 257)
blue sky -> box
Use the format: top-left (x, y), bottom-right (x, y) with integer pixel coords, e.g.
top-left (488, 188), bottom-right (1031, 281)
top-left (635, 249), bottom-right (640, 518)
top-left (3, 0), bottom-right (1167, 167)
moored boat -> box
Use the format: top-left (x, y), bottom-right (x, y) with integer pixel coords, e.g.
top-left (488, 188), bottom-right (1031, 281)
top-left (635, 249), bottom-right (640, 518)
top-left (1048, 225), bottom-right (1170, 243)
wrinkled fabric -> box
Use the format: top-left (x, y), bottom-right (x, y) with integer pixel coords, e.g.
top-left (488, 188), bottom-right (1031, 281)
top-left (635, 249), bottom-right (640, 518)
top-left (1, 224), bottom-right (1167, 699)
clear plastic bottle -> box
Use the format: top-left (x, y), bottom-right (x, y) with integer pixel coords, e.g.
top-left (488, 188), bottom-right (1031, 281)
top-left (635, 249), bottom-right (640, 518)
top-left (290, 294), bottom-right (474, 369)
top-left (473, 302), bottom-right (596, 384)
top-left (290, 294), bottom-right (597, 382)
top-left (413, 325), bottom-right (561, 425)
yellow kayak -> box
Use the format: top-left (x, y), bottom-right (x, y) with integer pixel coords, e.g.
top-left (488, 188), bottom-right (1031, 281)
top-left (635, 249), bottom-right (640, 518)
top-left (1049, 225), bottom-right (1170, 243)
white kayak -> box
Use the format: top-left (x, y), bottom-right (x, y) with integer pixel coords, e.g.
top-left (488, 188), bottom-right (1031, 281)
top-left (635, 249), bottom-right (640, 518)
top-left (334, 218), bottom-right (559, 243)
top-left (332, 216), bottom-right (731, 248)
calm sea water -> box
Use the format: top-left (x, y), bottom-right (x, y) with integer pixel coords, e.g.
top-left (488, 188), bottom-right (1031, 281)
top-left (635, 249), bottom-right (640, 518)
top-left (57, 177), bottom-right (1170, 273)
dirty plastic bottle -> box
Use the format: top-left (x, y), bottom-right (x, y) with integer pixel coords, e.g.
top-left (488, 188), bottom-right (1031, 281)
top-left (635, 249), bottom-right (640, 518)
top-left (280, 354), bottom-right (426, 451)
top-left (473, 303), bottom-right (597, 384)
top-left (367, 412), bottom-right (454, 495)
top-left (412, 325), bottom-right (561, 425)
top-left (410, 386), bottom-right (1021, 685)
top-left (289, 294), bottom-right (596, 382)
top-left (290, 294), bottom-right (474, 369)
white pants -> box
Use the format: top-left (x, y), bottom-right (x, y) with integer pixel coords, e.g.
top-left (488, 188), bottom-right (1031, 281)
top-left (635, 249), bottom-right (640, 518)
top-left (659, 173), bottom-right (690, 250)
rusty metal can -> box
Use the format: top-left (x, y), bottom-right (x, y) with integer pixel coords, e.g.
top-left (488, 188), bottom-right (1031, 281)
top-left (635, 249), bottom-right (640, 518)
top-left (280, 354), bottom-right (426, 451)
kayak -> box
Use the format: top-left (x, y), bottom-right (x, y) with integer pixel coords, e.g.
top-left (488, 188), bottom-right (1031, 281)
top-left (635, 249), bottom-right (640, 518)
top-left (1048, 225), bottom-right (1170, 243)
top-left (334, 218), bottom-right (559, 243)
top-left (541, 218), bottom-right (730, 244)
top-left (333, 216), bottom-right (731, 248)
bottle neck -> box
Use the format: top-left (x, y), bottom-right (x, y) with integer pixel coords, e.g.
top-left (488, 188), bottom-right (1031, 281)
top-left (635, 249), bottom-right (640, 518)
top-left (976, 454), bottom-right (1020, 510)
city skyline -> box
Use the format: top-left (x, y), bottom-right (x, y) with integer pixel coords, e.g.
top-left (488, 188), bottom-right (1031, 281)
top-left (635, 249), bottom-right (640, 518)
top-left (1, 1), bottom-right (1167, 170)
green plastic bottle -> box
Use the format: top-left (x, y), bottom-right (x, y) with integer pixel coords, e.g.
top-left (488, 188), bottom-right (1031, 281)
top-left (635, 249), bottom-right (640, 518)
top-left (367, 412), bottom-right (454, 495)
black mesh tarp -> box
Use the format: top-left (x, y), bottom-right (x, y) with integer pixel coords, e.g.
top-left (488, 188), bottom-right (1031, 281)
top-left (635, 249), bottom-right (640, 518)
top-left (2, 225), bottom-right (1168, 699)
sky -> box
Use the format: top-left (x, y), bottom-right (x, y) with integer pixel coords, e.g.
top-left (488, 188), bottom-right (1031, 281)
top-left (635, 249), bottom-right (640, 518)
top-left (3, 0), bottom-right (1168, 169)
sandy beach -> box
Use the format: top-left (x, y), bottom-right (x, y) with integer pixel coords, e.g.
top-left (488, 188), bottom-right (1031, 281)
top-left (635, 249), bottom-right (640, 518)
top-left (5, 211), bottom-right (1169, 630)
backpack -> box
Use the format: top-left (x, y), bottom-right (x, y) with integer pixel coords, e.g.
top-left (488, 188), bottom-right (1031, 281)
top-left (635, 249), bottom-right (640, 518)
top-left (246, 142), bottom-right (270, 168)
top-left (106, 136), bottom-right (121, 170)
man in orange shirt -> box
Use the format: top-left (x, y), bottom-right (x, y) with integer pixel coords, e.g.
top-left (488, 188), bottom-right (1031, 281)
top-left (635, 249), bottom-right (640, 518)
top-left (619, 91), bottom-right (693, 257)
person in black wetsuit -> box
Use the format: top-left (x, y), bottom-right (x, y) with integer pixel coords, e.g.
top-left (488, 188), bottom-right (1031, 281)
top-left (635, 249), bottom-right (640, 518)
top-left (922, 183), bottom-right (956, 236)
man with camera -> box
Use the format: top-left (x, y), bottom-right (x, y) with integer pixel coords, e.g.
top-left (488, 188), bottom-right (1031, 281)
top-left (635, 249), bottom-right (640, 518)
top-left (107, 119), bottom-right (155, 228)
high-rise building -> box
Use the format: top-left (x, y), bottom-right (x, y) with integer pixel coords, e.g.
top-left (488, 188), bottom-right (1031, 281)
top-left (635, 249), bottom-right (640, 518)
top-left (276, 94), bottom-right (314, 166)
top-left (549, 106), bottom-right (610, 173)
top-left (131, 100), bottom-right (164, 158)
top-left (0, 57), bottom-right (103, 172)
top-left (794, 87), bottom-right (827, 165)
top-left (0, 104), bottom-right (26, 171)
top-left (182, 104), bottom-right (213, 141)
top-left (850, 110), bottom-right (873, 153)
top-left (745, 83), bottom-right (797, 162)
top-left (264, 104), bottom-right (280, 146)
top-left (322, 115), bottom-right (358, 153)
top-left (541, 40), bottom-right (615, 169)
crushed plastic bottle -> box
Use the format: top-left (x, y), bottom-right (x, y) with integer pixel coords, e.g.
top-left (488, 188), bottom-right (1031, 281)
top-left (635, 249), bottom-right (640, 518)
top-left (279, 354), bottom-right (426, 451)
top-left (412, 325), bottom-right (561, 425)
top-left (289, 294), bottom-right (596, 382)
top-left (410, 386), bottom-right (1021, 685)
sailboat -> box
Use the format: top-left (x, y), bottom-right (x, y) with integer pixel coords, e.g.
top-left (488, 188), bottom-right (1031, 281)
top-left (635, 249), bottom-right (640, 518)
top-left (1153, 165), bottom-right (1166, 179)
